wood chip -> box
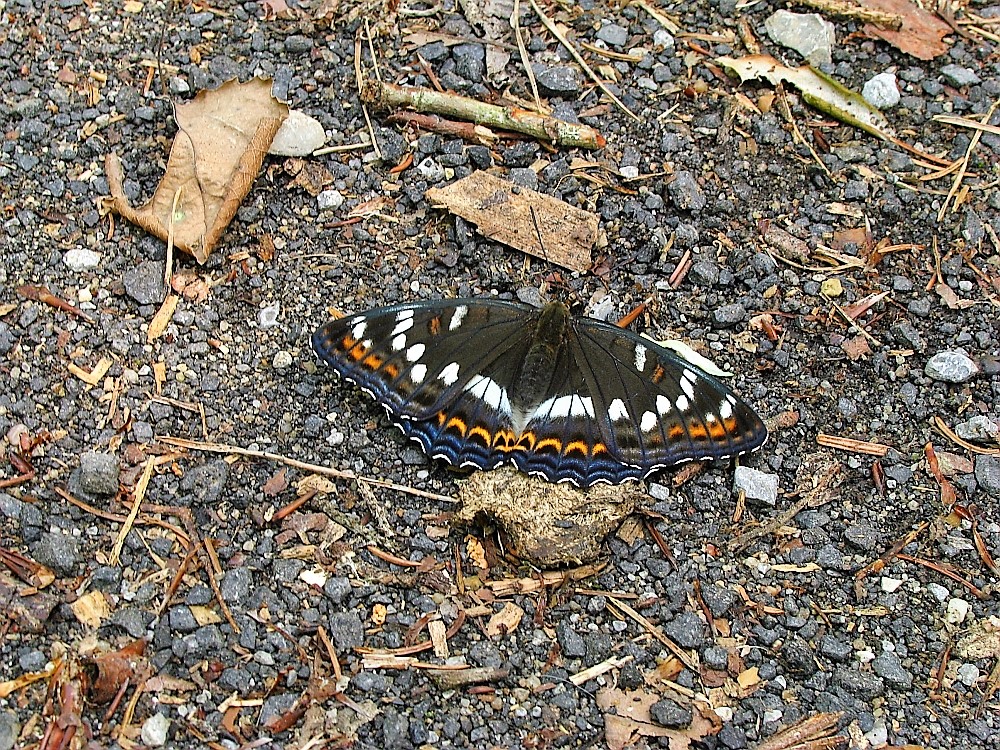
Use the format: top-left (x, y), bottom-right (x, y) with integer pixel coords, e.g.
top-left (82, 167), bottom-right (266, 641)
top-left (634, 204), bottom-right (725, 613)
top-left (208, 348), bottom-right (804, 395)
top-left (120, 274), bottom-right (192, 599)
top-left (428, 619), bottom-right (449, 659)
top-left (68, 357), bottom-right (112, 386)
top-left (816, 433), bottom-right (890, 456)
top-left (426, 171), bottom-right (597, 273)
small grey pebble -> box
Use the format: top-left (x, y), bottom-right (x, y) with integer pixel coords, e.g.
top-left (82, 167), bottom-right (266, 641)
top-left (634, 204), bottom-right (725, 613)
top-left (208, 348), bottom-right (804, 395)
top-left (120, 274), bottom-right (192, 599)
top-left (79, 451), bottom-right (121, 496)
top-left (650, 697), bottom-right (692, 728)
top-left (925, 350), bottom-right (978, 383)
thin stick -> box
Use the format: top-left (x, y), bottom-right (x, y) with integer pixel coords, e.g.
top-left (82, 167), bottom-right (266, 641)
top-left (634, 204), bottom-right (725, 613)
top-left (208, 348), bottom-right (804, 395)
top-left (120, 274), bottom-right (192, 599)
top-left (110, 457), bottom-right (155, 566)
top-left (363, 79), bottom-right (605, 149)
top-left (512, 0), bottom-right (542, 112)
top-left (165, 187), bottom-right (181, 288)
top-left (528, 0), bottom-right (639, 122)
top-left (932, 416), bottom-right (1000, 456)
top-left (938, 96), bottom-right (1000, 221)
top-left (355, 28), bottom-right (383, 161)
top-left (607, 597), bottom-right (697, 670)
top-left (156, 435), bottom-right (457, 503)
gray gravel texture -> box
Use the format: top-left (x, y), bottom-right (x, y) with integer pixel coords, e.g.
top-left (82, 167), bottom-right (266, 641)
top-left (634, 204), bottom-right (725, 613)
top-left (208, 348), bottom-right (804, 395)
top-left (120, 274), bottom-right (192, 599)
top-left (2, 0), bottom-right (999, 748)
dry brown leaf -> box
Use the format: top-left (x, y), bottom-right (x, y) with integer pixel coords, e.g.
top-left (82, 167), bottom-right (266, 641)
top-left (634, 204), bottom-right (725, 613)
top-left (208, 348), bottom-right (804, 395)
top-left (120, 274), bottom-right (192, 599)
top-left (485, 602), bottom-right (524, 638)
top-left (104, 78), bottom-right (289, 263)
top-left (190, 605), bottom-right (223, 626)
top-left (841, 334), bottom-right (872, 361)
top-left (935, 282), bottom-right (975, 309)
top-left (84, 639), bottom-right (149, 705)
top-left (286, 158), bottom-right (334, 196)
top-left (262, 467), bottom-right (289, 496)
top-left (862, 0), bottom-right (952, 61)
top-left (171, 269), bottom-right (212, 302)
top-left (597, 687), bottom-right (721, 750)
top-left (426, 171), bottom-right (597, 273)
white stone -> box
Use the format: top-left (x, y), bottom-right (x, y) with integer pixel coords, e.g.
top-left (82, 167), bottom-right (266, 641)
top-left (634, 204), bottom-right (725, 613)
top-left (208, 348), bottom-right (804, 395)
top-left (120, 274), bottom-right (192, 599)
top-left (272, 350), bottom-right (293, 369)
top-left (317, 189), bottom-right (344, 210)
top-left (764, 10), bottom-right (835, 66)
top-left (880, 576), bottom-right (903, 593)
top-left (864, 719), bottom-right (889, 748)
top-left (63, 248), bottom-right (102, 272)
top-left (734, 466), bottom-right (780, 506)
top-left (863, 72), bottom-right (900, 109)
top-left (957, 662), bottom-right (980, 687)
top-left (269, 109), bottom-right (326, 156)
top-left (947, 597), bottom-right (970, 624)
top-left (927, 583), bottom-right (950, 603)
top-left (258, 302), bottom-right (281, 329)
top-left (140, 713), bottom-right (170, 747)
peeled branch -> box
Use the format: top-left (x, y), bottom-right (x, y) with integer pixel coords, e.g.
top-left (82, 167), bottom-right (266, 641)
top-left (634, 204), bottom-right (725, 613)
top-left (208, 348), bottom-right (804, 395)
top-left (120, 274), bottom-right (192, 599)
top-left (361, 79), bottom-right (605, 150)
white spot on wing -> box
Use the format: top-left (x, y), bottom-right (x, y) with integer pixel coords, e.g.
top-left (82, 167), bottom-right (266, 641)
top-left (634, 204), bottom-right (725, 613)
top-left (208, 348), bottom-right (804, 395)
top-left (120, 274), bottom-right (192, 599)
top-left (705, 412), bottom-right (716, 423)
top-left (405, 343), bottom-right (425, 362)
top-left (720, 399), bottom-right (733, 419)
top-left (410, 363), bottom-right (427, 383)
top-left (609, 398), bottom-right (629, 422)
top-left (391, 333), bottom-right (406, 351)
top-left (351, 321), bottom-right (367, 340)
top-left (391, 316), bottom-right (415, 336)
top-left (640, 410), bottom-right (658, 433)
top-left (439, 362), bottom-right (460, 386)
top-left (396, 309), bottom-right (415, 321)
top-left (675, 394), bottom-right (690, 412)
top-left (634, 344), bottom-right (647, 371)
top-left (449, 305), bottom-right (468, 331)
top-left (361, 339), bottom-right (373, 350)
top-left (464, 375), bottom-right (512, 416)
top-left (656, 395), bottom-right (671, 414)
top-left (680, 373), bottom-right (696, 400)
top-left (533, 394), bottom-right (595, 420)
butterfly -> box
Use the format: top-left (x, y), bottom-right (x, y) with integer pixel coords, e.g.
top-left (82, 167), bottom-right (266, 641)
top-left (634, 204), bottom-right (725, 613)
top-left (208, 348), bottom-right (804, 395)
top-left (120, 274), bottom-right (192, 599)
top-left (312, 298), bottom-right (767, 488)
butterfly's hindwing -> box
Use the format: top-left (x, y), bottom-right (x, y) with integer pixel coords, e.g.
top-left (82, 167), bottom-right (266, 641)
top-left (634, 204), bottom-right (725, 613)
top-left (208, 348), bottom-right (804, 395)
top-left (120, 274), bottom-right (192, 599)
top-left (313, 298), bottom-right (768, 487)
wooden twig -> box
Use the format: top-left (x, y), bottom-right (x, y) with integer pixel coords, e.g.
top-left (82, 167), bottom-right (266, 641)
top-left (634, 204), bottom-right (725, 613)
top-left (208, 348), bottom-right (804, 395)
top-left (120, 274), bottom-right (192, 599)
top-left (815, 434), bottom-right (890, 457)
top-left (157, 436), bottom-right (456, 503)
top-left (797, 0), bottom-right (901, 29)
top-left (569, 654), bottom-right (633, 686)
top-left (512, 0), bottom-right (542, 112)
top-left (362, 79), bottom-right (605, 149)
top-left (897, 553), bottom-right (989, 599)
top-left (16, 285), bottom-right (94, 324)
top-left (932, 416), bottom-right (1000, 456)
top-left (386, 111), bottom-right (497, 145)
top-left (728, 460), bottom-right (842, 553)
top-left (528, 0), bottom-right (639, 122)
top-left (937, 96), bottom-right (1000, 221)
top-left (606, 597), bottom-right (697, 670)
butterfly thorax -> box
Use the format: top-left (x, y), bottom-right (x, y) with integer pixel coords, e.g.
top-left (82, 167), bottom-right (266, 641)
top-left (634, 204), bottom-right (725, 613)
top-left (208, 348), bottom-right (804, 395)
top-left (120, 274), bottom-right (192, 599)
top-left (509, 301), bottom-right (571, 433)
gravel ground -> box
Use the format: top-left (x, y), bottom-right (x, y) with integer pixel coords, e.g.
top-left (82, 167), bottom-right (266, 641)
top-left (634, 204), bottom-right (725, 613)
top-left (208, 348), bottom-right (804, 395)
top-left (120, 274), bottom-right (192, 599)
top-left (1, 0), bottom-right (999, 748)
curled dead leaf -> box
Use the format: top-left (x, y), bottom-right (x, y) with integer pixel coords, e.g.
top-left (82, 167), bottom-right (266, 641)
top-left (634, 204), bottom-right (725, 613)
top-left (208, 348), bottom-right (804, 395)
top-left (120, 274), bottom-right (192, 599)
top-left (103, 78), bottom-right (289, 263)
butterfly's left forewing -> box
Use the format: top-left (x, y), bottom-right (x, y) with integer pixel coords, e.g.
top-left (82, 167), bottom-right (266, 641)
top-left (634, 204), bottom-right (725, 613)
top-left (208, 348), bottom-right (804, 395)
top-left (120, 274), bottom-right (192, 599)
top-left (569, 317), bottom-right (768, 476)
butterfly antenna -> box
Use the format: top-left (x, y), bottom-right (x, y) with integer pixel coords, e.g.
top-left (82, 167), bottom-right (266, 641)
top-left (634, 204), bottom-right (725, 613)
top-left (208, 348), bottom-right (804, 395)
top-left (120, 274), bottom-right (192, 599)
top-left (527, 206), bottom-right (553, 299)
